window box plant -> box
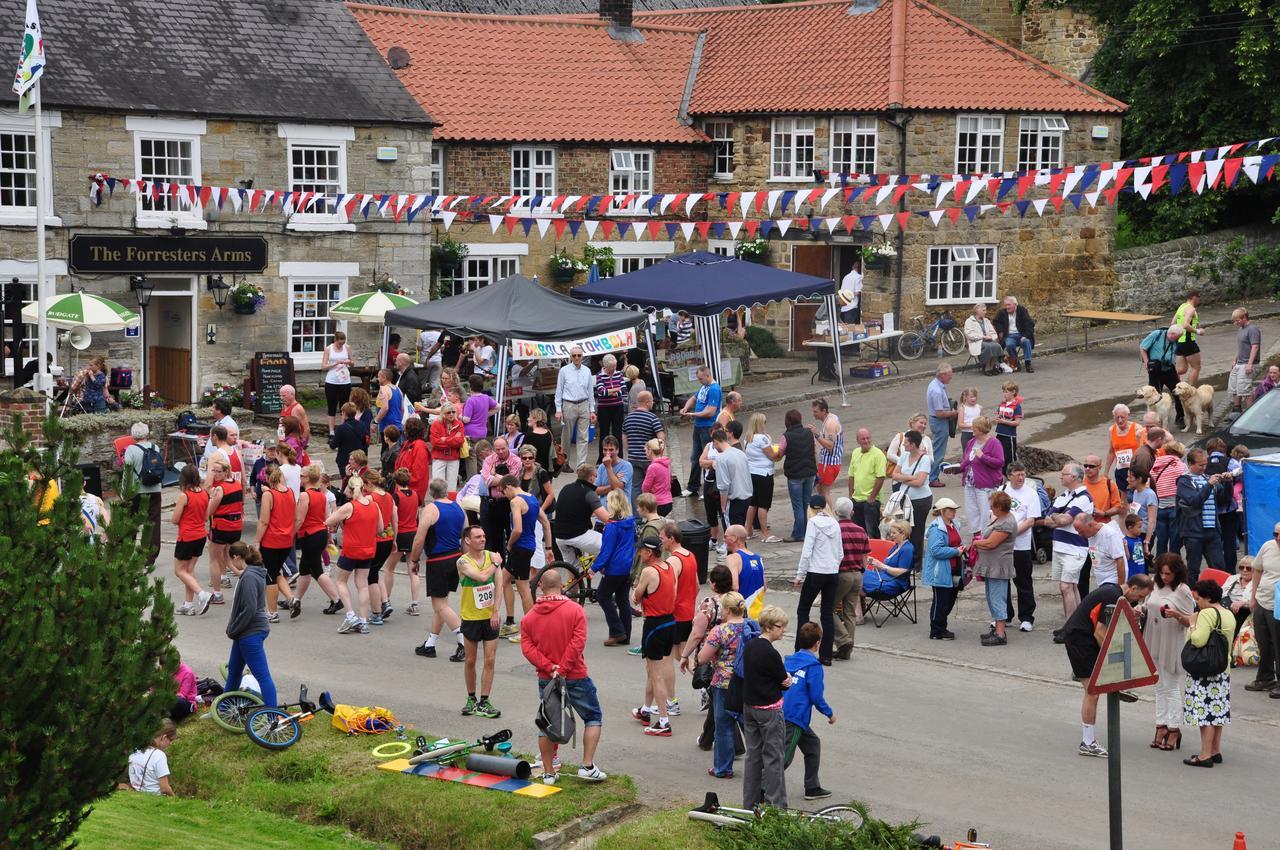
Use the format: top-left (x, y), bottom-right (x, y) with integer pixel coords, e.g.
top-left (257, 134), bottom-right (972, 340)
top-left (735, 237), bottom-right (770, 264)
top-left (229, 280), bottom-right (267, 315)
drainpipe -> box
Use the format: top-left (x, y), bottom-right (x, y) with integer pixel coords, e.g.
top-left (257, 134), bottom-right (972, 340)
top-left (885, 0), bottom-right (910, 328)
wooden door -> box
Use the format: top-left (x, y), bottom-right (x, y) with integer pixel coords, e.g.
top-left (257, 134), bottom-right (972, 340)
top-left (789, 245), bottom-right (831, 350)
top-left (149, 346), bottom-right (192, 404)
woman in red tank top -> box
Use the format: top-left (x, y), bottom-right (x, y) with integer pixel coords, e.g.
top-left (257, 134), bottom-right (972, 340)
top-left (325, 475), bottom-right (384, 631)
top-left (390, 467), bottom-right (423, 616)
top-left (254, 466), bottom-right (300, 621)
top-left (365, 470), bottom-right (397, 625)
top-left (206, 457), bottom-right (243, 604)
top-left (170, 464), bottom-right (212, 615)
top-left (293, 465), bottom-right (341, 611)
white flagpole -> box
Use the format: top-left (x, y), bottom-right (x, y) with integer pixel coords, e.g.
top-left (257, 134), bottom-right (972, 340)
top-left (33, 76), bottom-right (49, 402)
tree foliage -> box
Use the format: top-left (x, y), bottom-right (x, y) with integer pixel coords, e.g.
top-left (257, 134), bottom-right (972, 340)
top-left (0, 414), bottom-right (176, 848)
top-left (1034, 0), bottom-right (1280, 241)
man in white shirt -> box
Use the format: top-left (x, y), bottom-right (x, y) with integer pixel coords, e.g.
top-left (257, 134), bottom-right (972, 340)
top-left (999, 462), bottom-right (1042, 632)
top-left (555, 346), bottom-right (596, 468)
top-left (417, 328), bottom-right (443, 391)
top-left (838, 263), bottom-right (862, 324)
top-left (1077, 513), bottom-right (1127, 588)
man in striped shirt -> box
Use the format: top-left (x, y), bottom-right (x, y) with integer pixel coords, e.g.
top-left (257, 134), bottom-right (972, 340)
top-left (623, 391), bottom-right (665, 505)
top-left (1176, 448), bottom-right (1226, 583)
top-left (594, 354), bottom-right (627, 464)
top-left (809, 398), bottom-right (844, 501)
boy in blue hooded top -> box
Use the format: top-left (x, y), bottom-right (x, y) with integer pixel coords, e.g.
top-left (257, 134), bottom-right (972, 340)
top-left (591, 489), bottom-right (637, 645)
top-left (782, 621), bottom-right (836, 800)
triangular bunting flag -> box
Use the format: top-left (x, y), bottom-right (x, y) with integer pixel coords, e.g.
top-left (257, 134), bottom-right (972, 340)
top-left (928, 209), bottom-right (945, 225)
top-left (695, 221), bottom-right (712, 240)
top-left (777, 219), bottom-right (791, 237)
top-left (646, 221), bottom-right (663, 240)
top-left (536, 218), bottom-right (552, 237)
top-left (877, 213), bottom-right (893, 231)
top-left (441, 210), bottom-right (457, 230)
top-left (489, 214), bottom-right (503, 234)
top-left (945, 207), bottom-right (962, 224)
top-left (1223, 157), bottom-right (1243, 188)
top-left (739, 191), bottom-right (757, 216)
top-left (503, 216), bottom-right (517, 235)
top-left (520, 218), bottom-right (534, 236)
top-left (584, 219), bottom-right (600, 239)
top-left (680, 222), bottom-right (695, 241)
top-left (743, 220), bottom-right (759, 238)
top-left (727, 221), bottom-right (742, 239)
top-left (895, 211), bottom-right (911, 231)
top-left (820, 188), bottom-right (840, 210)
top-left (1032, 198), bottom-right (1048, 216)
top-left (616, 221), bottom-right (630, 238)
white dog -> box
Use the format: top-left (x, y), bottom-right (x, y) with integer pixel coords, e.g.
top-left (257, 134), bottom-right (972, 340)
top-left (1136, 385), bottom-right (1176, 432)
top-left (1174, 381), bottom-right (1215, 435)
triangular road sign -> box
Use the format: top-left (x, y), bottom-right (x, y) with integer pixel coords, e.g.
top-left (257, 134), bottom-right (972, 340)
top-left (1087, 596), bottom-right (1158, 695)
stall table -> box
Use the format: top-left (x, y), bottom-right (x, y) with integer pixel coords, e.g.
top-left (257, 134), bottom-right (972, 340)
top-left (1063, 310), bottom-right (1162, 350)
top-left (804, 330), bottom-right (904, 383)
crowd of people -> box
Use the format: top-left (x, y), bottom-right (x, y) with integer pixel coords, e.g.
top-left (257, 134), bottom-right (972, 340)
top-left (109, 291), bottom-right (1278, 805)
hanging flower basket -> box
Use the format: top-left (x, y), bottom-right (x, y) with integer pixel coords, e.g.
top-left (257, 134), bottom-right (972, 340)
top-left (229, 281), bottom-right (266, 315)
top-left (432, 237), bottom-right (469, 276)
top-left (550, 250), bottom-right (588, 284)
top-left (862, 242), bottom-right (897, 271)
top-left (735, 237), bottom-right (770, 264)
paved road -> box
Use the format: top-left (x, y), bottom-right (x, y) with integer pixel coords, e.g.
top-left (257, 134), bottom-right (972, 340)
top-left (169, 321), bottom-right (1280, 848)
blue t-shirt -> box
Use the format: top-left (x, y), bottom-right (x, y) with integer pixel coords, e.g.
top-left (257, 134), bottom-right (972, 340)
top-left (693, 382), bottom-right (722, 429)
top-left (1127, 487), bottom-right (1157, 533)
top-left (595, 459), bottom-right (634, 503)
top-left (1140, 328), bottom-right (1177, 368)
top-left (926, 378), bottom-right (950, 420)
top-left (1123, 534), bottom-right (1146, 578)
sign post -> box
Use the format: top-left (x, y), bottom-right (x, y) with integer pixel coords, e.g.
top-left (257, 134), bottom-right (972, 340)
top-left (1085, 596), bottom-right (1158, 850)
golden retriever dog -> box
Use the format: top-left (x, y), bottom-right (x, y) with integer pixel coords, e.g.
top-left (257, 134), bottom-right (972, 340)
top-left (1174, 381), bottom-right (1215, 435)
top-left (1136, 385), bottom-right (1177, 432)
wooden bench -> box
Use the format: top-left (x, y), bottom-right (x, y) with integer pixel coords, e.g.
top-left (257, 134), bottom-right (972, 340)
top-left (1063, 310), bottom-right (1163, 350)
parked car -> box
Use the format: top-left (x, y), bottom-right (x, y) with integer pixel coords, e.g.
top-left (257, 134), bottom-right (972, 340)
top-left (1196, 389), bottom-right (1280, 457)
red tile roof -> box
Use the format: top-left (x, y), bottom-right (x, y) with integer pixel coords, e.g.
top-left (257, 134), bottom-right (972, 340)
top-left (348, 3), bottom-right (709, 142)
top-left (639, 0), bottom-right (1126, 115)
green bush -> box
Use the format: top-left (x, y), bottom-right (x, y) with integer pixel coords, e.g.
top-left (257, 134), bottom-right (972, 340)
top-left (0, 413), bottom-right (177, 847)
top-left (1189, 235), bottom-right (1280, 298)
top-left (713, 803), bottom-right (922, 850)
top-left (743, 325), bottom-right (785, 359)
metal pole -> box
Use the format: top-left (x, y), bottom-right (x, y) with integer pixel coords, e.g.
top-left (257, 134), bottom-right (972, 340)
top-left (33, 79), bottom-right (50, 406)
top-left (1107, 691), bottom-right (1122, 850)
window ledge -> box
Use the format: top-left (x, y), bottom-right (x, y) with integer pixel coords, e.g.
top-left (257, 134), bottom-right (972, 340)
top-left (286, 219), bottom-right (357, 233)
top-left (135, 216), bottom-right (207, 231)
top-left (711, 175), bottom-right (736, 183)
top-left (766, 177), bottom-right (815, 184)
top-left (0, 214), bottom-right (63, 228)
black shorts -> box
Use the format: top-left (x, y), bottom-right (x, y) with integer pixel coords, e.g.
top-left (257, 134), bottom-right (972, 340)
top-left (641, 614), bottom-right (676, 660)
top-left (174, 537), bottom-right (206, 560)
top-left (461, 618), bottom-right (499, 643)
top-left (425, 552), bottom-right (460, 598)
top-left (261, 545), bottom-right (292, 582)
top-left (209, 527), bottom-right (241, 546)
top-left (337, 555), bottom-right (371, 573)
top-left (297, 529), bottom-right (328, 579)
top-left (396, 531), bottom-right (416, 553)
top-left (1174, 340), bottom-right (1200, 357)
top-left (703, 481), bottom-right (722, 529)
top-left (506, 545), bottom-right (534, 581)
top-left (325, 382), bottom-right (353, 416)
top-left (1066, 637), bottom-right (1099, 680)
top-left (750, 473), bottom-right (774, 509)
top-left (673, 619), bottom-right (693, 645)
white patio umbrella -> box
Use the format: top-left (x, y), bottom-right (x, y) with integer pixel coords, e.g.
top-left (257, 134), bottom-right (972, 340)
top-left (22, 292), bottom-right (139, 330)
top-left (330, 290), bottom-right (418, 323)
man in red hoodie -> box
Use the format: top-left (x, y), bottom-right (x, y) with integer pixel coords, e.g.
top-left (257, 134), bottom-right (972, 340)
top-left (520, 569), bottom-right (607, 785)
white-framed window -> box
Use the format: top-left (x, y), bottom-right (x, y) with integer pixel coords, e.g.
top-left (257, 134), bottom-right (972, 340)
top-left (1017, 116), bottom-right (1068, 171)
top-left (704, 121), bottom-right (734, 179)
top-left (128, 116), bottom-right (206, 229)
top-left (0, 259), bottom-right (68, 364)
top-left (279, 262), bottom-right (357, 368)
top-left (708, 239), bottom-right (735, 256)
top-left (608, 149), bottom-right (653, 215)
top-left (430, 146), bottom-right (445, 196)
top-left (770, 117), bottom-right (816, 180)
top-left (955, 114), bottom-right (1004, 174)
top-left (590, 241), bottom-right (673, 277)
top-left (279, 124), bottom-right (353, 230)
top-left (438, 244), bottom-right (527, 296)
top-left (926, 246), bottom-right (997, 305)
top-left (511, 146), bottom-right (556, 197)
top-left (0, 108), bottom-right (59, 225)
top-left (829, 116), bottom-right (877, 175)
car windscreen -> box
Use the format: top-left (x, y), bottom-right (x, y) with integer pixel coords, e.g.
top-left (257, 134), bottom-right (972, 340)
top-left (1232, 391), bottom-right (1280, 437)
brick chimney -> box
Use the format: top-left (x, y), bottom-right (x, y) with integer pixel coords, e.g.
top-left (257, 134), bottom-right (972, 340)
top-left (600, 0), bottom-right (638, 38)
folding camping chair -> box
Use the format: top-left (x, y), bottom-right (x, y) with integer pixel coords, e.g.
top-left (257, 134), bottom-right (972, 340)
top-left (862, 539), bottom-right (919, 627)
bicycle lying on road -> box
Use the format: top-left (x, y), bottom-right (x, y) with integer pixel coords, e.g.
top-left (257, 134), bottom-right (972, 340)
top-left (897, 311), bottom-right (966, 360)
top-left (533, 553), bottom-right (597, 604)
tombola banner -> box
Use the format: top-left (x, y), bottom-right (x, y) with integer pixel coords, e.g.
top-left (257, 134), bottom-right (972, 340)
top-left (509, 327), bottom-right (637, 360)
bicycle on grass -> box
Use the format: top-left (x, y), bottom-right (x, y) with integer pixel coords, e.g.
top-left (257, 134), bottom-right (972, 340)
top-left (897, 311), bottom-right (966, 360)
top-left (244, 684), bottom-right (336, 751)
top-left (532, 551), bottom-right (597, 604)
top-left (688, 791), bottom-right (863, 830)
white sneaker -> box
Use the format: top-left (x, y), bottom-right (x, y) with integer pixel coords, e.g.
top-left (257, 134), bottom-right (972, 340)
top-left (531, 755), bottom-right (562, 771)
top-left (666, 698), bottom-right (682, 717)
top-left (715, 542), bottom-right (728, 556)
top-left (1078, 741), bottom-right (1108, 758)
top-left (196, 591), bottom-right (213, 616)
top-left (541, 772), bottom-right (559, 786)
top-left (577, 764), bottom-right (607, 782)
top-left (1019, 621), bottom-right (1034, 632)
top-left (175, 602), bottom-right (194, 616)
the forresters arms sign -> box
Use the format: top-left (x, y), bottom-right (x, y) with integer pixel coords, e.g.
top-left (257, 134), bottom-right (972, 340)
top-left (509, 327), bottom-right (638, 360)
top-left (68, 235), bottom-right (269, 274)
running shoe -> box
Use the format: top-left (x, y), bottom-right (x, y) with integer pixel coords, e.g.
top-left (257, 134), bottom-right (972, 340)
top-left (290, 598), bottom-right (302, 619)
top-left (804, 787), bottom-right (833, 801)
top-left (541, 773), bottom-right (559, 786)
top-left (358, 623), bottom-right (370, 635)
top-left (508, 633), bottom-right (522, 644)
top-left (322, 599), bottom-right (344, 615)
top-left (627, 646), bottom-right (643, 657)
top-left (406, 602), bottom-right (420, 617)
top-left (643, 722), bottom-right (672, 737)
top-left (531, 754), bottom-right (562, 772)
top-left (369, 614), bottom-right (384, 626)
top-left (209, 592), bottom-right (225, 605)
top-left (337, 616), bottom-right (359, 634)
top-left (631, 706), bottom-right (652, 723)
top-left (415, 643), bottom-right (437, 658)
top-left (498, 623), bottom-right (519, 638)
top-left (266, 612), bottom-right (281, 624)
top-left (474, 699), bottom-right (501, 719)
top-left (1019, 621), bottom-right (1034, 632)
top-left (449, 644), bottom-right (466, 663)
top-left (461, 696), bottom-right (477, 716)
top-left (220, 576), bottom-right (232, 588)
top-left (666, 699), bottom-right (681, 717)
top-left (175, 602), bottom-right (194, 616)
top-left (381, 603), bottom-right (393, 619)
top-left (196, 591), bottom-right (213, 616)
top-left (1078, 741), bottom-right (1108, 758)
top-left (577, 764), bottom-right (607, 782)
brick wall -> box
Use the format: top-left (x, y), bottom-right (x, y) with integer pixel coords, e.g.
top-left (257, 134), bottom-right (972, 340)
top-left (0, 110), bottom-right (433, 396)
top-left (0, 387), bottom-right (47, 448)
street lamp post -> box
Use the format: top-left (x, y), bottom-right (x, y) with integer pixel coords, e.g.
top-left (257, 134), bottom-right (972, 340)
top-left (131, 275), bottom-right (153, 392)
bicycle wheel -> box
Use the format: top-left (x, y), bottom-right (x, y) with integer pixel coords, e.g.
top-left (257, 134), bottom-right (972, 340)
top-left (814, 805), bottom-right (864, 829)
top-left (896, 332), bottom-right (926, 361)
top-left (211, 690), bottom-right (264, 732)
top-left (245, 707), bottom-right (302, 750)
top-left (533, 562), bottom-right (587, 604)
top-left (940, 327), bottom-right (966, 356)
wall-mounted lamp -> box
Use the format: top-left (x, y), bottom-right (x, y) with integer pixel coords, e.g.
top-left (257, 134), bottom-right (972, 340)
top-left (129, 274), bottom-right (153, 308)
top-left (207, 274), bottom-right (230, 309)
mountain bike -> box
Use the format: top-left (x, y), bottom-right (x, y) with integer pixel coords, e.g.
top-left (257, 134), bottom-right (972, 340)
top-left (897, 311), bottom-right (966, 360)
top-left (244, 684), bottom-right (336, 751)
top-left (687, 791), bottom-right (863, 830)
top-left (533, 553), bottom-right (597, 604)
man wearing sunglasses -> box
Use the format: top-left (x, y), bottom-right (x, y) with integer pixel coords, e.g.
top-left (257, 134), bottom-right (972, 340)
top-left (555, 347), bottom-right (596, 469)
top-left (1080, 453), bottom-right (1124, 599)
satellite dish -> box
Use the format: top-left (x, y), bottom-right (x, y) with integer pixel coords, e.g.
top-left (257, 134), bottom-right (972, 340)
top-left (66, 325), bottom-right (93, 350)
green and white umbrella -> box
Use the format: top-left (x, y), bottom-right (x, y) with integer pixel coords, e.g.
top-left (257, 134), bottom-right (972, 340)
top-left (22, 292), bottom-right (139, 330)
top-left (330, 291), bottom-right (418, 323)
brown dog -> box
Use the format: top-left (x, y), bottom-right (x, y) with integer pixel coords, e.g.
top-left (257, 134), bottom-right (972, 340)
top-left (1136, 385), bottom-right (1176, 432)
top-left (1173, 381), bottom-right (1214, 435)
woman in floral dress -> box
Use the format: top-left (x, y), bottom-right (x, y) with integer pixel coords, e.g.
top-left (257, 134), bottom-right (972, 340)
top-left (1168, 578), bottom-right (1235, 767)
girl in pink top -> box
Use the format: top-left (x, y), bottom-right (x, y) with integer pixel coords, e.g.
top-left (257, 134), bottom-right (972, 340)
top-left (641, 438), bottom-right (673, 516)
top-left (171, 660), bottom-right (198, 721)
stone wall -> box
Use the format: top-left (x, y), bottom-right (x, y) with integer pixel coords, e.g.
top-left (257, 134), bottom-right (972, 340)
top-left (932, 0), bottom-right (1103, 81)
top-left (0, 110), bottom-right (433, 400)
top-left (1111, 225), bottom-right (1280, 313)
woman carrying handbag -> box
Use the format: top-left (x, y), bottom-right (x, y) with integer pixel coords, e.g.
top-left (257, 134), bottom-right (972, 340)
top-left (1166, 578), bottom-right (1235, 767)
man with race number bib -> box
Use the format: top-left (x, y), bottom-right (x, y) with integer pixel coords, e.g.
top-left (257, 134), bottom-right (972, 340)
top-left (458, 525), bottom-right (506, 720)
top-left (410, 479), bottom-right (467, 662)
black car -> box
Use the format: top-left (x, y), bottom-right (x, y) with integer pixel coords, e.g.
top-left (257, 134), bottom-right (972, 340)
top-left (1198, 389), bottom-right (1280, 455)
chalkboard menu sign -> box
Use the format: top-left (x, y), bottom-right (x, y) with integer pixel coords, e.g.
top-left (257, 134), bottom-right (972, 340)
top-left (252, 352), bottom-right (295, 415)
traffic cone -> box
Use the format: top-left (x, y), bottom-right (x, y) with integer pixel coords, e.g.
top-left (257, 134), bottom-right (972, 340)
top-left (1233, 831), bottom-right (1246, 850)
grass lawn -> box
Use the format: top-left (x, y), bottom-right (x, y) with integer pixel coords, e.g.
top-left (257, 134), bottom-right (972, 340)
top-left (162, 717), bottom-right (634, 850)
top-left (76, 793), bottom-right (381, 849)
top-left (599, 808), bottom-right (717, 850)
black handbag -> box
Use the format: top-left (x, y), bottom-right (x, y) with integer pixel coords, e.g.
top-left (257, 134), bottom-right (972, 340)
top-left (1181, 609), bottom-right (1229, 679)
top-left (692, 661), bottom-right (714, 690)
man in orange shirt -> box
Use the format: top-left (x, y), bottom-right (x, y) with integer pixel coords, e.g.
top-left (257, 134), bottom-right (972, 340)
top-left (1079, 454), bottom-right (1124, 598)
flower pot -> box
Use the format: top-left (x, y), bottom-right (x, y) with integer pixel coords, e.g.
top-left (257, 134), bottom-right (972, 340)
top-left (741, 253), bottom-right (769, 265)
top-left (233, 302), bottom-right (257, 315)
top-left (864, 255), bottom-right (888, 271)
top-left (553, 267), bottom-right (577, 285)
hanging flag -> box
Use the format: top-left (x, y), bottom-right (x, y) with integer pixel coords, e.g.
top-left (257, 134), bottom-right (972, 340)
top-left (11, 0), bottom-right (44, 113)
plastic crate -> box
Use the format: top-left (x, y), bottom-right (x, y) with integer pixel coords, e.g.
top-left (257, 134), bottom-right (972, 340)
top-left (851, 362), bottom-right (891, 378)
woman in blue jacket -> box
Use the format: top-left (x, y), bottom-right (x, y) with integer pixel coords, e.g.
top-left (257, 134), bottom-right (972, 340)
top-left (782, 622), bottom-right (835, 800)
top-left (922, 497), bottom-right (966, 640)
top-left (591, 490), bottom-right (636, 645)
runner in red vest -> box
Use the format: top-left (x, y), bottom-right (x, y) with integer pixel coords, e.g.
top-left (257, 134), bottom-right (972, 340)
top-left (254, 466), bottom-right (301, 622)
top-left (385, 467), bottom-right (423, 616)
top-left (326, 475), bottom-right (383, 635)
top-left (206, 456), bottom-right (243, 605)
top-left (171, 464), bottom-right (212, 617)
top-left (293, 465), bottom-right (342, 612)
top-left (631, 536), bottom-right (678, 737)
top-left (665, 522), bottom-right (699, 720)
top-left (366, 470), bottom-right (398, 625)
